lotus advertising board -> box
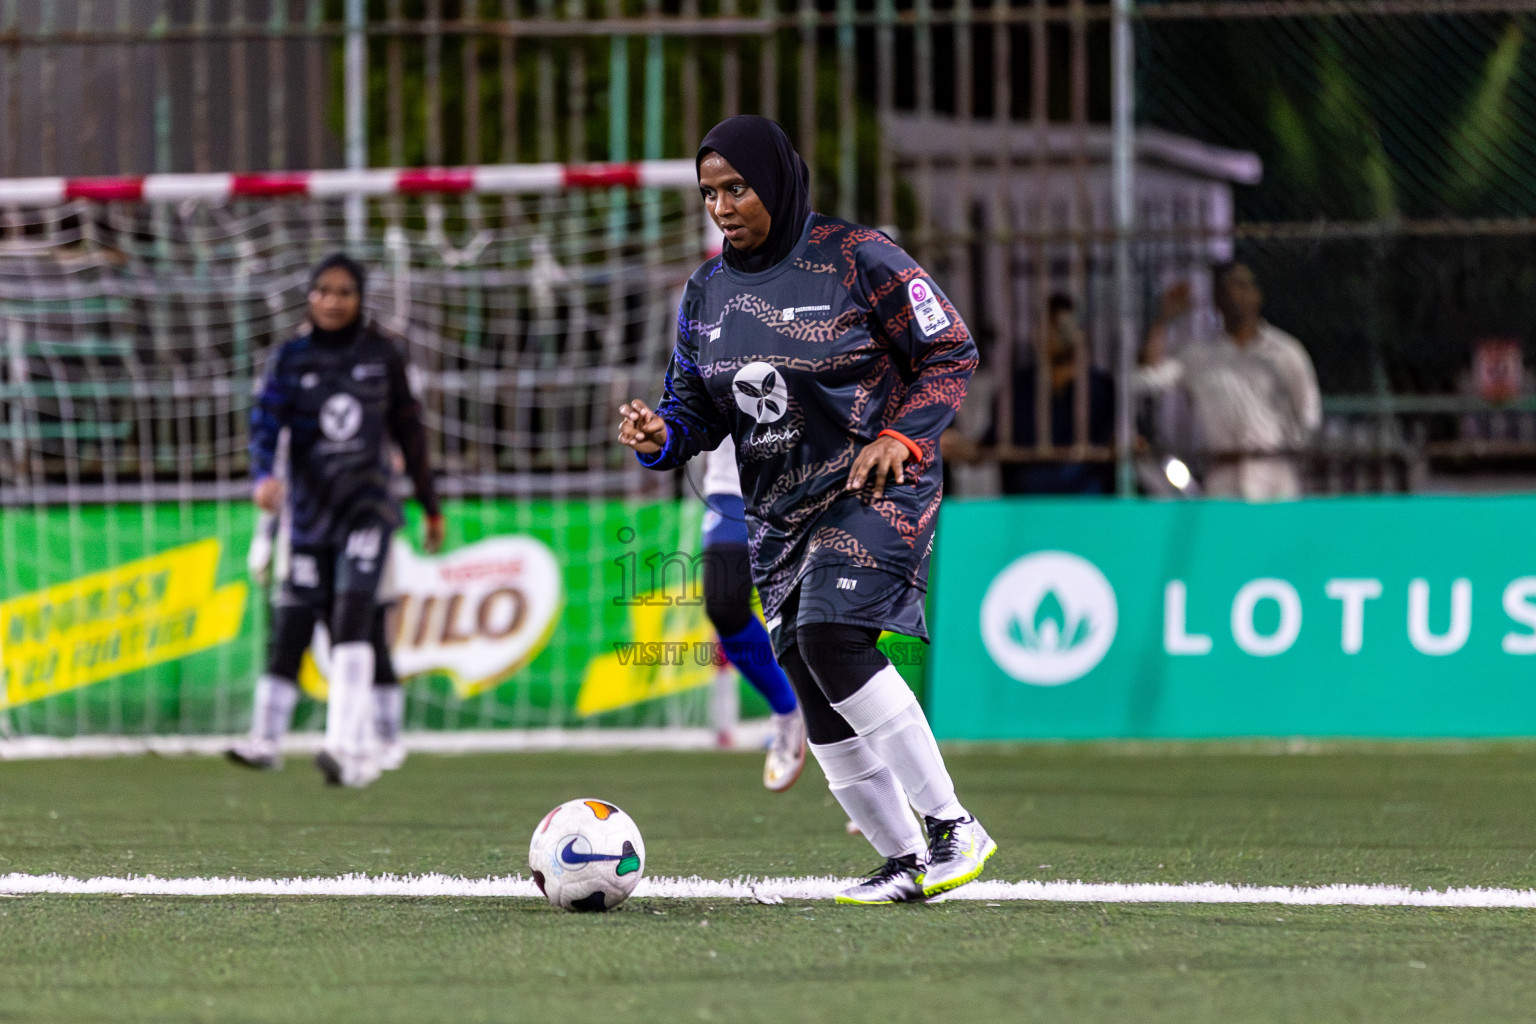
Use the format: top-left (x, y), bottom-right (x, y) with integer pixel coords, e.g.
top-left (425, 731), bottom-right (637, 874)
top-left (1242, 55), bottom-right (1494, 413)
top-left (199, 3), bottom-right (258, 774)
top-left (929, 495), bottom-right (1536, 740)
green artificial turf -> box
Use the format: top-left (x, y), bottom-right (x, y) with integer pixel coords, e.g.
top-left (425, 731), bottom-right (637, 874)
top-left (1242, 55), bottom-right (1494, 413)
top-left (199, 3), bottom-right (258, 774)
top-left (3, 746), bottom-right (1536, 1022)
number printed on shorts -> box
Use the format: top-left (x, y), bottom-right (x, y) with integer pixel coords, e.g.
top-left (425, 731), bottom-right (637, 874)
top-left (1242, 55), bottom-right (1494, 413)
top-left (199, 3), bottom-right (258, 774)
top-left (345, 527), bottom-right (382, 562)
top-left (291, 554), bottom-right (319, 589)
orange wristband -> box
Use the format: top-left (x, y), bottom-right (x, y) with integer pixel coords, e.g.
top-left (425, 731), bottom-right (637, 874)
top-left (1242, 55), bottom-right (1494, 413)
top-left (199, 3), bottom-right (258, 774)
top-left (878, 429), bottom-right (922, 463)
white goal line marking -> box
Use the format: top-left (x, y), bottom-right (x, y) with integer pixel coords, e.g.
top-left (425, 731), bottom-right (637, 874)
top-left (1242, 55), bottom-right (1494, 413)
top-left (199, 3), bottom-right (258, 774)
top-left (4, 873), bottom-right (1536, 908)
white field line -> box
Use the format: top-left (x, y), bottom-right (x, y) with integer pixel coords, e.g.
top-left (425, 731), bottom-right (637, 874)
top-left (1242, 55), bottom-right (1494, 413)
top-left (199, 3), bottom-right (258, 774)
top-left (0, 724), bottom-right (775, 762)
top-left (4, 872), bottom-right (1536, 908)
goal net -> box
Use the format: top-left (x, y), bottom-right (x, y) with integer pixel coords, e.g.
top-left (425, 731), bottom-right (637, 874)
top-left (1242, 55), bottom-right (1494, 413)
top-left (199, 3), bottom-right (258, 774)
top-left (0, 164), bottom-right (747, 747)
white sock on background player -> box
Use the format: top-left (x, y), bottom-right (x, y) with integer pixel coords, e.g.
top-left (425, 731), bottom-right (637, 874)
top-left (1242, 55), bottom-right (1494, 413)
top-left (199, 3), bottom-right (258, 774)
top-left (809, 735), bottom-right (926, 860)
top-left (253, 674), bottom-right (300, 747)
top-left (832, 665), bottom-right (967, 823)
top-left (228, 674), bottom-right (300, 769)
top-left (374, 684), bottom-right (406, 770)
top-left (327, 641), bottom-right (376, 763)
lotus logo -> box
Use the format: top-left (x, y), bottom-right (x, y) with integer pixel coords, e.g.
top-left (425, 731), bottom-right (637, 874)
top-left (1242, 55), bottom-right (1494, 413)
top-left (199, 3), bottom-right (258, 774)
top-left (732, 361), bottom-right (789, 424)
top-left (980, 551), bottom-right (1117, 685)
top-left (1010, 588), bottom-right (1092, 653)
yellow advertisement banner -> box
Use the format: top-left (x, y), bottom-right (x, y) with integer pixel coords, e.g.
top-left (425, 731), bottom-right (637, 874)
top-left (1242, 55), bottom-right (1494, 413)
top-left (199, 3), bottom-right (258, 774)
top-left (575, 595), bottom-right (718, 717)
top-left (0, 539), bottom-right (248, 708)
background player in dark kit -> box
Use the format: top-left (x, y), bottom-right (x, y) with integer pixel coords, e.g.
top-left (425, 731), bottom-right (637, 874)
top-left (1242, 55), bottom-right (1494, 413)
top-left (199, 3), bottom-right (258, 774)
top-left (249, 253), bottom-right (443, 787)
top-left (619, 115), bottom-right (996, 904)
top-left (227, 447), bottom-right (410, 774)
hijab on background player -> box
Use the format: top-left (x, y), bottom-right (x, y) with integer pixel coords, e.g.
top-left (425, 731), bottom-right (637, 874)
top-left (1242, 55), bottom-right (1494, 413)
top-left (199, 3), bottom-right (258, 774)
top-left (696, 115), bottom-right (813, 273)
top-left (310, 252), bottom-right (368, 298)
top-left (307, 252), bottom-right (368, 342)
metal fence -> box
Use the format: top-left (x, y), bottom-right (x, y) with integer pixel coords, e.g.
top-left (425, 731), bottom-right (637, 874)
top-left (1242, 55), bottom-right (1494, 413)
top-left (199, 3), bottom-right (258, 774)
top-left (3, 0), bottom-right (1536, 498)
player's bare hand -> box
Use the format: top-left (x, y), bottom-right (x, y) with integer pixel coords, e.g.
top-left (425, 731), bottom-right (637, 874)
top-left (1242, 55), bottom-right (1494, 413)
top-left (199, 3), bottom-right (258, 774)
top-left (253, 475), bottom-right (284, 513)
top-left (1157, 281), bottom-right (1194, 324)
top-left (617, 399), bottom-right (668, 455)
top-left (423, 513), bottom-right (446, 554)
top-left (846, 435), bottom-right (910, 500)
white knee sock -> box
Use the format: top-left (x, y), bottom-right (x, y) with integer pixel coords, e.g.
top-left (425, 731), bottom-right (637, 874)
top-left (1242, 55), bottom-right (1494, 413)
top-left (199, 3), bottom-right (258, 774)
top-left (374, 684), bottom-right (405, 745)
top-left (252, 675), bottom-right (300, 745)
top-left (833, 665), bottom-right (967, 822)
top-left (809, 736), bottom-right (926, 860)
top-left (326, 641), bottom-right (375, 759)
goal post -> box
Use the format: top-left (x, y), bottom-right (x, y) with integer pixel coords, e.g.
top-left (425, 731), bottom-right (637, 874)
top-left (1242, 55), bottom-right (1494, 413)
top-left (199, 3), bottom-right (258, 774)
top-left (0, 160), bottom-right (763, 753)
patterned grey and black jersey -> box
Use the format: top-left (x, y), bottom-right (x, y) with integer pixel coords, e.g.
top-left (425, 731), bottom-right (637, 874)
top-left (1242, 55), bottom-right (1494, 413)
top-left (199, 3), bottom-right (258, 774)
top-left (250, 323), bottom-right (438, 548)
top-left (638, 214), bottom-right (977, 627)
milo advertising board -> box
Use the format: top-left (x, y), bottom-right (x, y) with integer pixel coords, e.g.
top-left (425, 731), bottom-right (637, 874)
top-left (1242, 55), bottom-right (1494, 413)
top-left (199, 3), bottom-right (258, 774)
top-left (0, 499), bottom-right (738, 736)
top-left (930, 495), bottom-right (1536, 740)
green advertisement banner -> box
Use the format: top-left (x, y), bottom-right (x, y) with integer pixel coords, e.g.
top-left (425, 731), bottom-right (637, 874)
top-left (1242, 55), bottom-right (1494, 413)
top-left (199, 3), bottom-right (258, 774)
top-left (0, 499), bottom-right (772, 736)
top-left (929, 495), bottom-right (1536, 740)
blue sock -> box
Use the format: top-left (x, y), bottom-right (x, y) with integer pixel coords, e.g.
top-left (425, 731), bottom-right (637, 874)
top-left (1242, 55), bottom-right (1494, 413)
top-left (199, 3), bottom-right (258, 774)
top-left (718, 618), bottom-right (798, 715)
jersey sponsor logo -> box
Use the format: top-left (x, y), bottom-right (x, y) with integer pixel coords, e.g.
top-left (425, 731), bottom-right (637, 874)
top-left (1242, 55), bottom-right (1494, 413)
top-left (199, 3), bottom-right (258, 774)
top-left (290, 553), bottom-right (320, 589)
top-left (319, 392), bottom-right (364, 441)
top-left (745, 425), bottom-right (800, 449)
top-left (351, 363), bottom-right (385, 381)
top-left (980, 551), bottom-right (1118, 686)
top-left (780, 304), bottom-right (831, 322)
top-left (907, 278), bottom-right (952, 337)
top-left (732, 361), bottom-right (790, 424)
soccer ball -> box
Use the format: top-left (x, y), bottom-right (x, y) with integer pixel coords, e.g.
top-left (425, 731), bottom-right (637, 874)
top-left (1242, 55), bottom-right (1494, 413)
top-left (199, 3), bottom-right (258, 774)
top-left (528, 798), bottom-right (646, 912)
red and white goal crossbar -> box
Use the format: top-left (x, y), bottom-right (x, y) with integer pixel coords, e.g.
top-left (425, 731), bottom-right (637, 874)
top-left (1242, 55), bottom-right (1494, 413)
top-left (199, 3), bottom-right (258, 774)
top-left (0, 160), bottom-right (699, 206)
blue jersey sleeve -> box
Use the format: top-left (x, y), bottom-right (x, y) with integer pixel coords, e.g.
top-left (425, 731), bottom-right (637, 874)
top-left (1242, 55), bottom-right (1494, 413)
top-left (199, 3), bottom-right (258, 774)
top-left (637, 291), bottom-right (729, 471)
top-left (249, 345), bottom-right (291, 483)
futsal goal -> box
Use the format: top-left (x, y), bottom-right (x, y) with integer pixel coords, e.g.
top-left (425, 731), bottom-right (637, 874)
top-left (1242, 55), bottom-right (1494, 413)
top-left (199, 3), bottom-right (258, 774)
top-left (0, 161), bottom-right (752, 752)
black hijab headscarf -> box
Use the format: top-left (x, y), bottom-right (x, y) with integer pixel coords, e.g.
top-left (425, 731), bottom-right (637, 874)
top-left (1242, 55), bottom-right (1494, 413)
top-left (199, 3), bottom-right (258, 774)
top-left (307, 252), bottom-right (367, 346)
top-left (697, 116), bottom-right (812, 274)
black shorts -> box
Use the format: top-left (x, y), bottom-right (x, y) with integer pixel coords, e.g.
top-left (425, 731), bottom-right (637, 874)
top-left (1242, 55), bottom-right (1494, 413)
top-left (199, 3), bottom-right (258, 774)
top-left (279, 519), bottom-right (394, 614)
top-left (767, 563), bottom-right (928, 658)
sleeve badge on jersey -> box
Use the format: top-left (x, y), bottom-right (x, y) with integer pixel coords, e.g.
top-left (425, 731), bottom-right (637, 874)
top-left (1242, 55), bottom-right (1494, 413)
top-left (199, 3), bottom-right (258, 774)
top-left (907, 278), bottom-right (952, 337)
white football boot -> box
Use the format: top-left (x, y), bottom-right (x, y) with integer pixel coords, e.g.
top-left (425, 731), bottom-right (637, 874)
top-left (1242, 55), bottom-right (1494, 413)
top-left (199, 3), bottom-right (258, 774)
top-left (835, 854), bottom-right (927, 905)
top-left (225, 738), bottom-right (281, 771)
top-left (314, 749), bottom-right (382, 788)
top-left (377, 740), bottom-right (407, 772)
top-left (763, 708), bottom-right (807, 792)
top-left (919, 814), bottom-right (997, 898)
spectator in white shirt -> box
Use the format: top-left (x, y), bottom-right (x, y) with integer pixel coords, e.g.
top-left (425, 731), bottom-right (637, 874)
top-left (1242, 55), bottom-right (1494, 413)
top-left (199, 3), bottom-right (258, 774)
top-left (1139, 262), bottom-right (1321, 500)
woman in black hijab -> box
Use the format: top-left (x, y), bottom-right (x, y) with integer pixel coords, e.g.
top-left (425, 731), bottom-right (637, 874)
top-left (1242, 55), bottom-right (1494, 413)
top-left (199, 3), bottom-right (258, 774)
top-left (697, 114), bottom-right (813, 273)
top-left (619, 116), bottom-right (995, 904)
top-left (240, 253), bottom-right (442, 788)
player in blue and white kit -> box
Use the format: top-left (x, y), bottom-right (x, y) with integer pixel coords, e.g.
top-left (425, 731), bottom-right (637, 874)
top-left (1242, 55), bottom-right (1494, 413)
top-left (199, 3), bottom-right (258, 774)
top-left (700, 436), bottom-right (807, 790)
top-left (620, 116), bottom-right (996, 903)
top-left (249, 253), bottom-right (443, 787)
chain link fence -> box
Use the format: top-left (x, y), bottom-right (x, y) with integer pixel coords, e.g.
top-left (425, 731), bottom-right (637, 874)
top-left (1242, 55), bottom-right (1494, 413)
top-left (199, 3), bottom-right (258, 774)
top-left (2, 0), bottom-right (1535, 496)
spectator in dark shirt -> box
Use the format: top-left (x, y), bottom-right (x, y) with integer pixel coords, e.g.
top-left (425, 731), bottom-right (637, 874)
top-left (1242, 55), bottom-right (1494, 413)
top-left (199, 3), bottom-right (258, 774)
top-left (983, 294), bottom-right (1116, 494)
